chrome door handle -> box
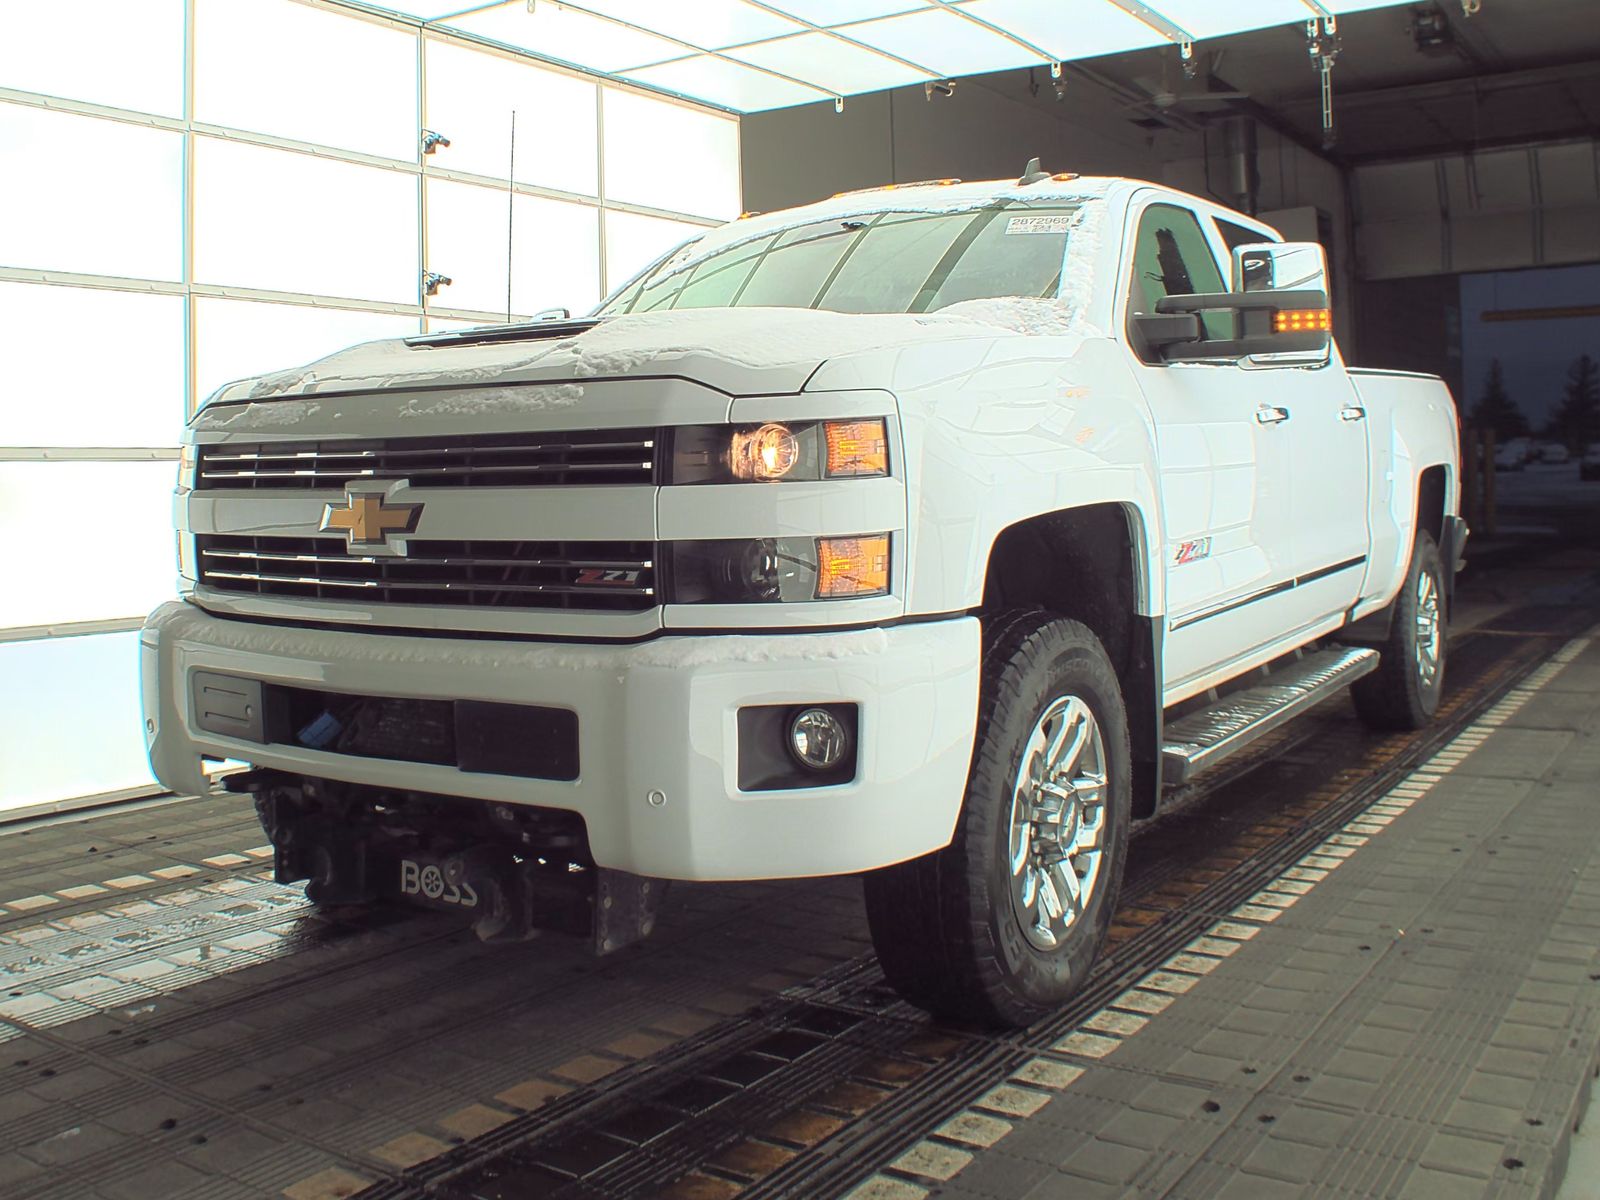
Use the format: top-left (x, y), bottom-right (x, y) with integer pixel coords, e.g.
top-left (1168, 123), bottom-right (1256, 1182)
top-left (1340, 405), bottom-right (1367, 422)
top-left (1254, 405), bottom-right (1290, 425)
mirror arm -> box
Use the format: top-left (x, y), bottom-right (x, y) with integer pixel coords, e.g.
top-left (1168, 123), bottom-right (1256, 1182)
top-left (1155, 289), bottom-right (1328, 314)
top-left (1131, 311), bottom-right (1204, 351)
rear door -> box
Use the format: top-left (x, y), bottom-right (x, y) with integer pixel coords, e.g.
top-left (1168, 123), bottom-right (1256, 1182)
top-left (1213, 215), bottom-right (1371, 620)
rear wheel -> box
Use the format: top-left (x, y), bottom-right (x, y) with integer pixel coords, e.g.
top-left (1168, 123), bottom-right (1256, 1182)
top-left (1351, 530), bottom-right (1446, 731)
top-left (863, 611), bottom-right (1131, 1028)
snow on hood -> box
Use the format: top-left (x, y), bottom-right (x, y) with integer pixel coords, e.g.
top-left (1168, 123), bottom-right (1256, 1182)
top-left (206, 300), bottom-right (1089, 411)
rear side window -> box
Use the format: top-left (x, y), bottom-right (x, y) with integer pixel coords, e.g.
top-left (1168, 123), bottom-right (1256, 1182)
top-left (1215, 216), bottom-right (1272, 253)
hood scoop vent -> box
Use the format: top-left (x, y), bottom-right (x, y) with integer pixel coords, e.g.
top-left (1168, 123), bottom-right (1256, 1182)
top-left (405, 317), bottom-right (603, 350)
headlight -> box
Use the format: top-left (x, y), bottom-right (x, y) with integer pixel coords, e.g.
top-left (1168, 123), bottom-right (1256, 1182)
top-left (177, 443), bottom-right (197, 490)
top-left (670, 535), bottom-right (891, 602)
top-left (669, 419), bottom-right (888, 484)
top-left (732, 423), bottom-right (801, 481)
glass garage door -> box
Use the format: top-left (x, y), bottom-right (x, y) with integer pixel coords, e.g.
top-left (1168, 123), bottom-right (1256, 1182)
top-left (0, 0), bottom-right (739, 815)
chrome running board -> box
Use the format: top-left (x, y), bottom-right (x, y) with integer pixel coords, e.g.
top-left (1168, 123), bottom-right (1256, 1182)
top-left (1161, 647), bottom-right (1379, 785)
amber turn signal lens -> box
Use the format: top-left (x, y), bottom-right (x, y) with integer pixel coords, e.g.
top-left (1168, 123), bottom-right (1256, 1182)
top-left (1273, 308), bottom-right (1331, 333)
top-left (730, 422), bottom-right (800, 481)
top-left (824, 419), bottom-right (889, 478)
top-left (816, 534), bottom-right (890, 599)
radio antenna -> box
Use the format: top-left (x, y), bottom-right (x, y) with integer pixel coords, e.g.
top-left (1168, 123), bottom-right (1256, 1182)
top-left (506, 109), bottom-right (516, 323)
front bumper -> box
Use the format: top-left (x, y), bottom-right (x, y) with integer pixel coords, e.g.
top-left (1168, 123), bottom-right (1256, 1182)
top-left (140, 601), bottom-right (980, 881)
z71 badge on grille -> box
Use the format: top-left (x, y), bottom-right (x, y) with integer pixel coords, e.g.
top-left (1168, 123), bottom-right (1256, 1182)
top-left (320, 484), bottom-right (421, 552)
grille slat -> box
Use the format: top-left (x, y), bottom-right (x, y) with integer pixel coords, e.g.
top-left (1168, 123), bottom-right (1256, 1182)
top-left (200, 548), bottom-right (653, 570)
top-left (203, 439), bottom-right (653, 463)
top-left (197, 535), bottom-right (657, 612)
top-left (196, 428), bottom-right (658, 490)
top-left (199, 461), bottom-right (650, 482)
top-left (203, 570), bottom-right (651, 599)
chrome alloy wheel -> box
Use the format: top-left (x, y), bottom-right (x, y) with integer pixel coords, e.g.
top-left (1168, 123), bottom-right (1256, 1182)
top-left (1415, 569), bottom-right (1442, 688)
top-left (1006, 695), bottom-right (1108, 951)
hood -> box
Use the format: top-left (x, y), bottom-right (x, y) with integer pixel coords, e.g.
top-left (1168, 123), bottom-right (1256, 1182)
top-left (197, 300), bottom-right (1091, 421)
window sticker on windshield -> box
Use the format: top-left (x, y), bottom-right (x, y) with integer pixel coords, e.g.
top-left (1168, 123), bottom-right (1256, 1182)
top-left (1005, 215), bottom-right (1073, 235)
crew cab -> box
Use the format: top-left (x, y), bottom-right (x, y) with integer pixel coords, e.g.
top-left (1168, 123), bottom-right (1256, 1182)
top-left (142, 167), bottom-right (1465, 1026)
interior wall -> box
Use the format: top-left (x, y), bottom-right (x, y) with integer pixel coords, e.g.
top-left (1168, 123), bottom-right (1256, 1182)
top-left (1353, 274), bottom-right (1465, 405)
top-left (1160, 131), bottom-right (1357, 340)
top-left (1352, 138), bottom-right (1600, 281)
top-left (741, 75), bottom-right (1357, 337)
top-left (739, 71), bottom-right (1188, 212)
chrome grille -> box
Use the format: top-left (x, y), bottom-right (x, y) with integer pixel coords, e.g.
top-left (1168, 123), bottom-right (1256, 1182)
top-left (196, 428), bottom-right (657, 490)
top-left (197, 535), bottom-right (656, 612)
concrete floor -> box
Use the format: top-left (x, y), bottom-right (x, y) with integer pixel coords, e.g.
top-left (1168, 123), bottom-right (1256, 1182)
top-left (2, 551), bottom-right (1597, 1200)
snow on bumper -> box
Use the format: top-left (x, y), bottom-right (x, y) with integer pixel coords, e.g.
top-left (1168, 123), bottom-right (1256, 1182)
top-left (140, 601), bottom-right (980, 881)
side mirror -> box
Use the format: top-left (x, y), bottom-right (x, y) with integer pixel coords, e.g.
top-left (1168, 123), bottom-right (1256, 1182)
top-left (1132, 288), bottom-right (1332, 363)
top-left (1232, 241), bottom-right (1327, 294)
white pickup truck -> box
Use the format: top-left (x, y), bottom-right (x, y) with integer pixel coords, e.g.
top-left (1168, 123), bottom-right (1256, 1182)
top-left (143, 167), bottom-right (1465, 1027)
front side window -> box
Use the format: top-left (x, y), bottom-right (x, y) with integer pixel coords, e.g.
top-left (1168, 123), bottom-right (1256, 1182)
top-left (599, 203), bottom-right (1078, 317)
top-left (1127, 203), bottom-right (1230, 356)
top-left (1128, 203), bottom-right (1226, 313)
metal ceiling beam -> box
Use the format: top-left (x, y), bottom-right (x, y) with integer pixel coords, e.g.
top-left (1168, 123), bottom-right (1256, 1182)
top-left (1102, 1), bottom-right (1193, 45)
top-left (1432, 1), bottom-right (1510, 74)
top-left (923, 0), bottom-right (1076, 66)
top-left (739, 0), bottom-right (944, 86)
top-left (428, 0), bottom-right (835, 108)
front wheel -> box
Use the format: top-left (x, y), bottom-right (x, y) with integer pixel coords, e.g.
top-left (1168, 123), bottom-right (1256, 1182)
top-left (863, 611), bottom-right (1132, 1028)
top-left (1351, 530), bottom-right (1447, 731)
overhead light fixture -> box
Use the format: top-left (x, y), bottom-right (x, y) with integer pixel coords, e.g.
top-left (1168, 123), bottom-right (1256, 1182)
top-left (1306, 17), bottom-right (1341, 148)
top-left (925, 80), bottom-right (956, 100)
top-left (1410, 6), bottom-right (1454, 52)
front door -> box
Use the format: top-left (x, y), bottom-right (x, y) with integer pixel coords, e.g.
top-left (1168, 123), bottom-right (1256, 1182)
top-left (1121, 200), bottom-right (1303, 698)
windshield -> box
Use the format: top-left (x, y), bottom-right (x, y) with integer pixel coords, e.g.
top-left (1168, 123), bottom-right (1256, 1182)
top-left (599, 203), bottom-right (1078, 318)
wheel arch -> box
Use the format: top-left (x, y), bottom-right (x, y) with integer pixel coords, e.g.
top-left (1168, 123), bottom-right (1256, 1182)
top-left (1416, 463), bottom-right (1450, 548)
top-left (979, 502), bottom-right (1163, 818)
top-left (1345, 462), bottom-right (1456, 644)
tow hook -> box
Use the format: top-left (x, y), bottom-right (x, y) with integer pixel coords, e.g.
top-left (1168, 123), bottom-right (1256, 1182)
top-left (440, 847), bottom-right (528, 943)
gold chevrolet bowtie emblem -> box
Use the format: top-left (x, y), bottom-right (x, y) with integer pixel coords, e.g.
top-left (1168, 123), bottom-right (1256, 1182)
top-left (320, 489), bottom-right (422, 548)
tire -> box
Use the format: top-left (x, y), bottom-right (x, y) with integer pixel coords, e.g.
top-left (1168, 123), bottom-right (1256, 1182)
top-left (1351, 531), bottom-right (1447, 732)
top-left (863, 610), bottom-right (1132, 1028)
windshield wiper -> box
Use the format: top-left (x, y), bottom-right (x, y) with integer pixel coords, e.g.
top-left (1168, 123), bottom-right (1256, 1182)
top-left (405, 318), bottom-right (603, 350)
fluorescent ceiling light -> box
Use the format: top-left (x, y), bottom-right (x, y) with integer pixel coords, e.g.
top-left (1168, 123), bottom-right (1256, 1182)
top-left (622, 55), bottom-right (831, 111)
top-left (958, 0), bottom-right (1170, 59)
top-left (440, 3), bottom-right (686, 74)
top-left (345, 0), bottom-right (1422, 113)
top-left (727, 32), bottom-right (936, 95)
top-left (837, 7), bottom-right (1042, 77)
top-left (1139, 0), bottom-right (1314, 39)
top-left (570, 0), bottom-right (805, 51)
top-left (758, 0), bottom-right (928, 22)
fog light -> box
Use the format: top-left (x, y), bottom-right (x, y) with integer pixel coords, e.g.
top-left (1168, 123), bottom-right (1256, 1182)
top-left (790, 707), bottom-right (849, 771)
